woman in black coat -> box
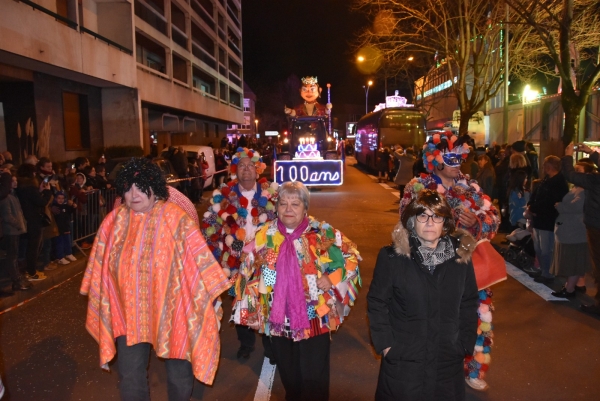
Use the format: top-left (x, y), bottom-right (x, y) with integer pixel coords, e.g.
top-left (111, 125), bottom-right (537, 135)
top-left (368, 190), bottom-right (479, 401)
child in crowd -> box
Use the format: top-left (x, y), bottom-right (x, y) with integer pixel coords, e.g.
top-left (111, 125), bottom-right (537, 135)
top-left (508, 169), bottom-right (530, 231)
top-left (51, 191), bottom-right (77, 265)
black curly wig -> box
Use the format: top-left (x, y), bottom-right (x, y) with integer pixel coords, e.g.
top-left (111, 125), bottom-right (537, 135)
top-left (115, 158), bottom-right (169, 200)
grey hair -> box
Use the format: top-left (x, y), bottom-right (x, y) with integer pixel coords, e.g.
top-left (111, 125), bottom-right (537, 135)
top-left (277, 181), bottom-right (310, 210)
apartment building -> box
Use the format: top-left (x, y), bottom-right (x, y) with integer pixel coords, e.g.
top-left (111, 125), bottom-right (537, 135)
top-left (226, 81), bottom-right (255, 142)
top-left (0, 0), bottom-right (244, 163)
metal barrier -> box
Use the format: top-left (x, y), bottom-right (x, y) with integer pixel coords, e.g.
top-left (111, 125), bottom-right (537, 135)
top-left (71, 188), bottom-right (118, 254)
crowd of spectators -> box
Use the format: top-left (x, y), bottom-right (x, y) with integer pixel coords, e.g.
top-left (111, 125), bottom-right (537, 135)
top-left (386, 135), bottom-right (600, 315)
top-left (0, 153), bottom-right (116, 296)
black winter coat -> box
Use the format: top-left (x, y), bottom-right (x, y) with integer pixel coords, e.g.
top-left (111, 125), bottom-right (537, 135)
top-left (16, 177), bottom-right (52, 232)
top-left (368, 224), bottom-right (479, 401)
top-left (562, 152), bottom-right (600, 230)
top-left (528, 172), bottom-right (569, 231)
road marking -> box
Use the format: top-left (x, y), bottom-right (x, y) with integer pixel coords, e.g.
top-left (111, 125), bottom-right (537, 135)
top-left (254, 357), bottom-right (276, 401)
top-left (0, 271), bottom-right (85, 316)
top-left (379, 183), bottom-right (393, 189)
top-left (392, 192), bottom-right (400, 198)
top-left (367, 174), bottom-right (378, 180)
top-left (505, 262), bottom-right (568, 301)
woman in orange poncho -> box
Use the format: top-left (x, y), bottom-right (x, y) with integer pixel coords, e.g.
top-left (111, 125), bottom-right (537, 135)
top-left (80, 158), bottom-right (230, 400)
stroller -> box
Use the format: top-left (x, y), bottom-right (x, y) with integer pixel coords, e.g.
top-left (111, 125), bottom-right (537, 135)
top-left (502, 228), bottom-right (536, 270)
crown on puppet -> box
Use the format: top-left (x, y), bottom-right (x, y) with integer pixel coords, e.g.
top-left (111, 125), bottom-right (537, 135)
top-left (230, 147), bottom-right (267, 176)
top-left (301, 76), bottom-right (318, 86)
top-left (422, 131), bottom-right (470, 172)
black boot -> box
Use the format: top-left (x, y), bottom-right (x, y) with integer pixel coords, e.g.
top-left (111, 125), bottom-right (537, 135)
top-left (12, 277), bottom-right (33, 291)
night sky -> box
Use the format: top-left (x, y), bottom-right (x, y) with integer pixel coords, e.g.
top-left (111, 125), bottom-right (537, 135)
top-left (241, 0), bottom-right (374, 113)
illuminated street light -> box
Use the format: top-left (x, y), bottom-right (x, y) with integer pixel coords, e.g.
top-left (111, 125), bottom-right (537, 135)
top-left (255, 119), bottom-right (259, 135)
top-left (408, 56), bottom-right (414, 61)
top-left (362, 81), bottom-right (373, 114)
top-left (357, 55), bottom-right (365, 62)
top-left (523, 84), bottom-right (539, 104)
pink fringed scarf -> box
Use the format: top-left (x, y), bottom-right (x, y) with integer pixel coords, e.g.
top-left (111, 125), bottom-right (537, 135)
top-left (269, 218), bottom-right (310, 335)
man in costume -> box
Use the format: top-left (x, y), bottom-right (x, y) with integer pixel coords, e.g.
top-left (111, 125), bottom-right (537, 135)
top-left (201, 148), bottom-right (278, 360)
top-left (80, 158), bottom-right (230, 400)
top-left (284, 76), bottom-right (332, 117)
top-left (400, 131), bottom-right (500, 392)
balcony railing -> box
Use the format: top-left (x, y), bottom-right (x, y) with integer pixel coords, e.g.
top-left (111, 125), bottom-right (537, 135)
top-left (18, 0), bottom-right (77, 29)
top-left (81, 27), bottom-right (133, 55)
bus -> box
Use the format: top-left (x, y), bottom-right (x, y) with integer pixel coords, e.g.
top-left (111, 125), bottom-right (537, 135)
top-left (355, 107), bottom-right (426, 170)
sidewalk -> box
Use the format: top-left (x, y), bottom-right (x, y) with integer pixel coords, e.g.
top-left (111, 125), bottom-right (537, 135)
top-left (0, 252), bottom-right (88, 313)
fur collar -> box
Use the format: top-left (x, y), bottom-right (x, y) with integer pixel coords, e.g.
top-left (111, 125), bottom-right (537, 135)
top-left (391, 222), bottom-right (476, 264)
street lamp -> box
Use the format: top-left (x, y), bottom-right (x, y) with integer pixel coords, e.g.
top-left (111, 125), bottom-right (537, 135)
top-left (362, 81), bottom-right (373, 114)
top-left (254, 119), bottom-right (259, 135)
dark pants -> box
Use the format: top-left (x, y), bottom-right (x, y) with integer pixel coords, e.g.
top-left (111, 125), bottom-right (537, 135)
top-left (587, 227), bottom-right (600, 305)
top-left (116, 336), bottom-right (193, 401)
top-left (24, 225), bottom-right (43, 276)
top-left (270, 333), bottom-right (330, 401)
top-left (53, 234), bottom-right (72, 259)
top-left (1, 235), bottom-right (22, 282)
top-left (236, 324), bottom-right (274, 361)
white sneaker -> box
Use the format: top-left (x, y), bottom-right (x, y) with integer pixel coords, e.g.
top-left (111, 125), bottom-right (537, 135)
top-left (466, 377), bottom-right (489, 391)
top-left (58, 258), bottom-right (71, 265)
top-left (66, 254), bottom-right (77, 262)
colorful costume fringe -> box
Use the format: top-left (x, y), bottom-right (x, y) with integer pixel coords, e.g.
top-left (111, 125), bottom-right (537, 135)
top-left (231, 217), bottom-right (362, 341)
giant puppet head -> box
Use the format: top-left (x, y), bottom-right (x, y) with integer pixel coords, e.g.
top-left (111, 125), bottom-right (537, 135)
top-left (300, 76), bottom-right (322, 104)
top-left (422, 131), bottom-right (470, 172)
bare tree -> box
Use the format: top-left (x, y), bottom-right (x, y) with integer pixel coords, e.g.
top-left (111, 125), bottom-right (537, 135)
top-left (353, 0), bottom-right (533, 135)
top-left (504, 0), bottom-right (600, 146)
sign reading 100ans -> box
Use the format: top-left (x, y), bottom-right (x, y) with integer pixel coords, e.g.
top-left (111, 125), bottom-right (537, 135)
top-left (274, 160), bottom-right (343, 186)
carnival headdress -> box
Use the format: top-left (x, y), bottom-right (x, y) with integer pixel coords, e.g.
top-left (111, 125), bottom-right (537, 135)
top-left (301, 76), bottom-right (318, 86)
top-left (230, 147), bottom-right (267, 177)
top-left (422, 131), bottom-right (470, 172)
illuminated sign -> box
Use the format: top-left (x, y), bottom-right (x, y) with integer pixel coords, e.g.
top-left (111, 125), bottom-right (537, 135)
top-left (265, 131), bottom-right (279, 136)
top-left (386, 95), bottom-right (407, 108)
top-left (274, 160), bottom-right (343, 186)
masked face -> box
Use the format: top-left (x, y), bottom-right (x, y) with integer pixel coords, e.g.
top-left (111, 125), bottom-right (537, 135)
top-left (300, 84), bottom-right (320, 103)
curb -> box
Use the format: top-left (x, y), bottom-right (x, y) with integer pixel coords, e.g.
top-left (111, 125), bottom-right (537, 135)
top-left (0, 255), bottom-right (88, 314)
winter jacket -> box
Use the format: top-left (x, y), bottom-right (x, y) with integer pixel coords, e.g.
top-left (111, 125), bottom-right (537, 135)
top-left (0, 171), bottom-right (13, 237)
top-left (509, 190), bottom-right (530, 227)
top-left (16, 176), bottom-right (52, 232)
top-left (368, 224), bottom-right (478, 401)
top-left (528, 172), bottom-right (569, 232)
top-left (554, 186), bottom-right (587, 244)
top-left (0, 191), bottom-right (27, 235)
top-left (393, 153), bottom-right (416, 186)
top-left (475, 166), bottom-right (495, 198)
top-left (562, 152), bottom-right (600, 230)
top-left (51, 200), bottom-right (75, 235)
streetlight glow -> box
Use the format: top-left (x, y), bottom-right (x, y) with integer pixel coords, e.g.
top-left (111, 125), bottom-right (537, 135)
top-left (523, 85), bottom-right (539, 104)
top-left (408, 56), bottom-right (414, 61)
top-left (363, 81), bottom-right (373, 114)
top-left (357, 56), bottom-right (365, 62)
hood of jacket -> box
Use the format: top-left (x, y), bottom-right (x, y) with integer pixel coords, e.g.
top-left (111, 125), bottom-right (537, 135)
top-left (391, 221), bottom-right (476, 264)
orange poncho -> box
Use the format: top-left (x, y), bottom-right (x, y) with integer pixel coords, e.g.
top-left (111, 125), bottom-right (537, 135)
top-left (80, 201), bottom-right (230, 384)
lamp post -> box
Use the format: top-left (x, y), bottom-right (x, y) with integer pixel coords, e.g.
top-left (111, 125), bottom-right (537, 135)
top-left (362, 80), bottom-right (373, 115)
top-left (255, 119), bottom-right (259, 136)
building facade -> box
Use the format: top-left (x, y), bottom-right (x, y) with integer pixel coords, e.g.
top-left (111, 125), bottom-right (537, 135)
top-left (226, 81), bottom-right (255, 143)
top-left (0, 0), bottom-right (244, 164)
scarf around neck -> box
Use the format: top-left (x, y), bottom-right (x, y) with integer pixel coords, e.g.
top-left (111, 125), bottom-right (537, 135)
top-left (269, 217), bottom-right (310, 333)
top-left (411, 234), bottom-right (455, 274)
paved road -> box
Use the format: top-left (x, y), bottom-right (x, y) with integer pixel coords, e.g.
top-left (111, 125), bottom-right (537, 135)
top-left (0, 160), bottom-right (599, 400)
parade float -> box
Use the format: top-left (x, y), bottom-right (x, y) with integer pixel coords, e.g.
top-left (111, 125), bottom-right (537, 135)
top-left (276, 76), bottom-right (343, 186)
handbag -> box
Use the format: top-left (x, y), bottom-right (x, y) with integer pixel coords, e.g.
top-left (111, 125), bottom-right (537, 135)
top-left (471, 239), bottom-right (507, 290)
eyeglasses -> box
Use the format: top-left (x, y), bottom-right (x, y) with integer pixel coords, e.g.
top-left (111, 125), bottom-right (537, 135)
top-left (415, 212), bottom-right (445, 224)
top-left (238, 164), bottom-right (256, 171)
